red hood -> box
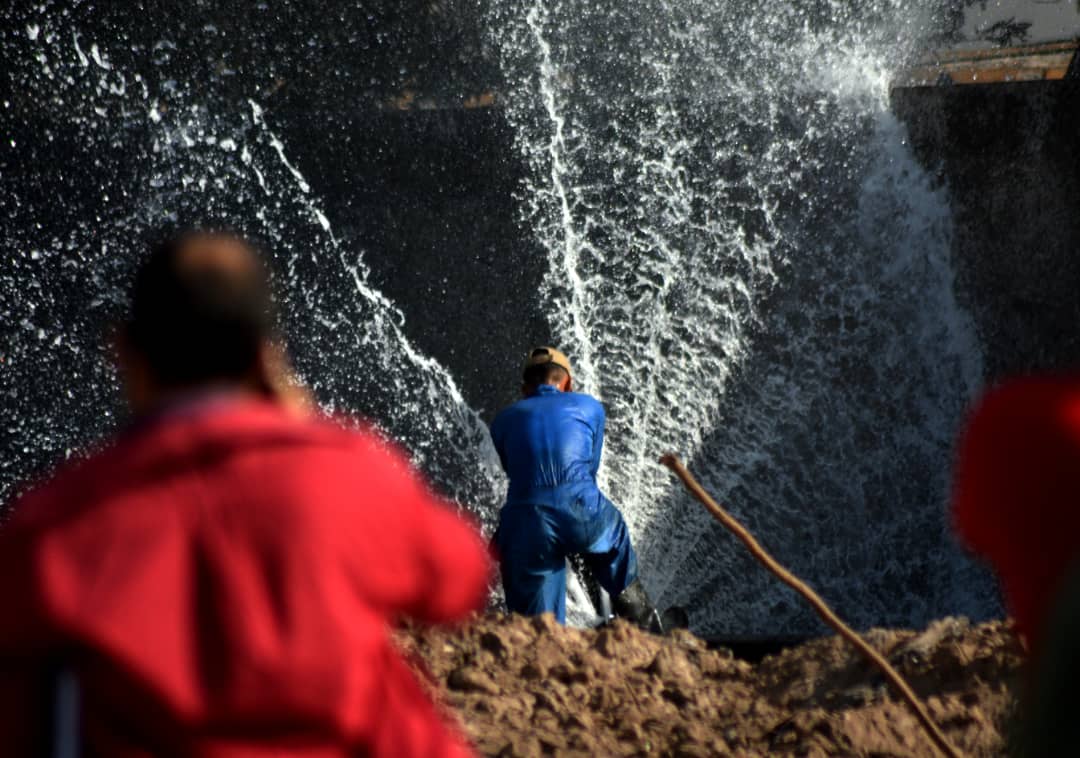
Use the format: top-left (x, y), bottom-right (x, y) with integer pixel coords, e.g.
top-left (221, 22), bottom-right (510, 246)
top-left (0, 396), bottom-right (488, 757)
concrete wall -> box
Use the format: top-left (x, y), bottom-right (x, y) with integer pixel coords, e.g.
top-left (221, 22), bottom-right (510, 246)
top-left (892, 81), bottom-right (1080, 379)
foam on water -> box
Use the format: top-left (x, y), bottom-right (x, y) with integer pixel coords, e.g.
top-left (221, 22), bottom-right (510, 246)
top-left (492, 0), bottom-right (998, 634)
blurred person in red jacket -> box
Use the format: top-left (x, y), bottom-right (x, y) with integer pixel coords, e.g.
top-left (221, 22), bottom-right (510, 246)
top-left (0, 230), bottom-right (491, 757)
top-left (953, 375), bottom-right (1080, 653)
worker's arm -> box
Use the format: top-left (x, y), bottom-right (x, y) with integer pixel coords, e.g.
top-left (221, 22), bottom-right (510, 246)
top-left (0, 481), bottom-right (67, 651)
top-left (953, 379), bottom-right (1069, 561)
top-left (404, 482), bottom-right (492, 624)
top-left (0, 516), bottom-right (53, 755)
top-left (952, 389), bottom-right (1012, 561)
top-left (345, 436), bottom-right (492, 625)
top-left (489, 413), bottom-right (510, 474)
top-left (952, 377), bottom-right (1080, 645)
top-left (0, 663), bottom-right (46, 756)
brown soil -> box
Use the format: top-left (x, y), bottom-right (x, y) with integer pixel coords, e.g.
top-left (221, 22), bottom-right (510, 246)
top-left (398, 614), bottom-right (1024, 757)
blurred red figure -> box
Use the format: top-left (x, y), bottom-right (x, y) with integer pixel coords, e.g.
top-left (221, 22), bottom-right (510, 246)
top-left (0, 232), bottom-right (490, 757)
top-left (953, 375), bottom-right (1080, 651)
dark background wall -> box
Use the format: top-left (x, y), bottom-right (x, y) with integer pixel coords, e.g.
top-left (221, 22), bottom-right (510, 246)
top-left (284, 80), bottom-right (1080, 421)
top-left (892, 81), bottom-right (1080, 380)
top-left (272, 101), bottom-right (551, 420)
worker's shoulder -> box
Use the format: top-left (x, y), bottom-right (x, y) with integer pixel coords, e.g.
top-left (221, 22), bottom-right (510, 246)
top-left (282, 418), bottom-right (413, 473)
top-left (563, 391), bottom-right (605, 417)
top-left (491, 394), bottom-right (550, 423)
top-left (491, 391), bottom-right (604, 428)
top-left (2, 432), bottom-right (128, 534)
top-left (489, 402), bottom-right (523, 439)
top-left (277, 425), bottom-right (443, 525)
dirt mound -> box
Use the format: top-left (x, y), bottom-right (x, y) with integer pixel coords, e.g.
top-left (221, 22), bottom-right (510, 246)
top-left (398, 614), bottom-right (1023, 757)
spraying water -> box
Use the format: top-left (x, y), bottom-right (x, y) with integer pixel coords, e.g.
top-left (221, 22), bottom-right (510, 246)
top-left (492, 0), bottom-right (998, 634)
top-left (2, 2), bottom-right (999, 635)
top-left (0, 11), bottom-right (505, 532)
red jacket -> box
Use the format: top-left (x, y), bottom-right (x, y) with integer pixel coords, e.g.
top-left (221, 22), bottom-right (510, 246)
top-left (954, 375), bottom-right (1080, 650)
top-left (0, 397), bottom-right (491, 757)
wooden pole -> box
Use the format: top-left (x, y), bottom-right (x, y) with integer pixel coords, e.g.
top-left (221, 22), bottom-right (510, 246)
top-left (659, 454), bottom-right (963, 758)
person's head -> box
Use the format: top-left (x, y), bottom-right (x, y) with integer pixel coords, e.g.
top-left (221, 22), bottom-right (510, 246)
top-left (118, 230), bottom-right (299, 414)
top-left (521, 346), bottom-right (573, 396)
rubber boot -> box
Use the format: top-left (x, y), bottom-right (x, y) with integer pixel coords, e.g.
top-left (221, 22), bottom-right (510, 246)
top-left (611, 578), bottom-right (665, 634)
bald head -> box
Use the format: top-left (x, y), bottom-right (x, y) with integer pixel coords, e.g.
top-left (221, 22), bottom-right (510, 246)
top-left (126, 231), bottom-right (274, 391)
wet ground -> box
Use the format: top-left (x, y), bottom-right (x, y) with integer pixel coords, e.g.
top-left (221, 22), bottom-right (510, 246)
top-left (398, 614), bottom-right (1023, 757)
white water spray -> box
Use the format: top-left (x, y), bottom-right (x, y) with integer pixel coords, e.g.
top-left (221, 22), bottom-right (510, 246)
top-left (3, 2), bottom-right (1002, 635)
top-left (495, 0), bottom-right (997, 634)
top-left (1, 19), bottom-right (506, 532)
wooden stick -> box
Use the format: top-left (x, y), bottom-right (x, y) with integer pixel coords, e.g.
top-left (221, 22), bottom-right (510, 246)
top-left (659, 454), bottom-right (963, 758)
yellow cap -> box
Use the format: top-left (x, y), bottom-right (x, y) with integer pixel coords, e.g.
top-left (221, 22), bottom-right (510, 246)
top-left (522, 346), bottom-right (573, 378)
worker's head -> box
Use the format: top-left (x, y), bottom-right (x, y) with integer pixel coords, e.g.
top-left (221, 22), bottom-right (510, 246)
top-left (521, 346), bottom-right (573, 396)
top-left (118, 230), bottom-right (299, 414)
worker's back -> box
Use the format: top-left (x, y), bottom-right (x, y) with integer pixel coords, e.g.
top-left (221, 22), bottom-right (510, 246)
top-left (0, 398), bottom-right (488, 757)
top-left (490, 385), bottom-right (606, 509)
top-left (488, 350), bottom-right (659, 625)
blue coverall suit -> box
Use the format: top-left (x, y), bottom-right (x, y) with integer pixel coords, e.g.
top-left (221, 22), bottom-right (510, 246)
top-left (491, 383), bottom-right (639, 623)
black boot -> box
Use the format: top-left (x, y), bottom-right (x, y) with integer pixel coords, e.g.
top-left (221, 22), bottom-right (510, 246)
top-left (611, 578), bottom-right (665, 634)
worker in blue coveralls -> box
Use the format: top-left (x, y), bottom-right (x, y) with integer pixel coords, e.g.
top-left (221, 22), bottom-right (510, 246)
top-left (491, 346), bottom-right (662, 630)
